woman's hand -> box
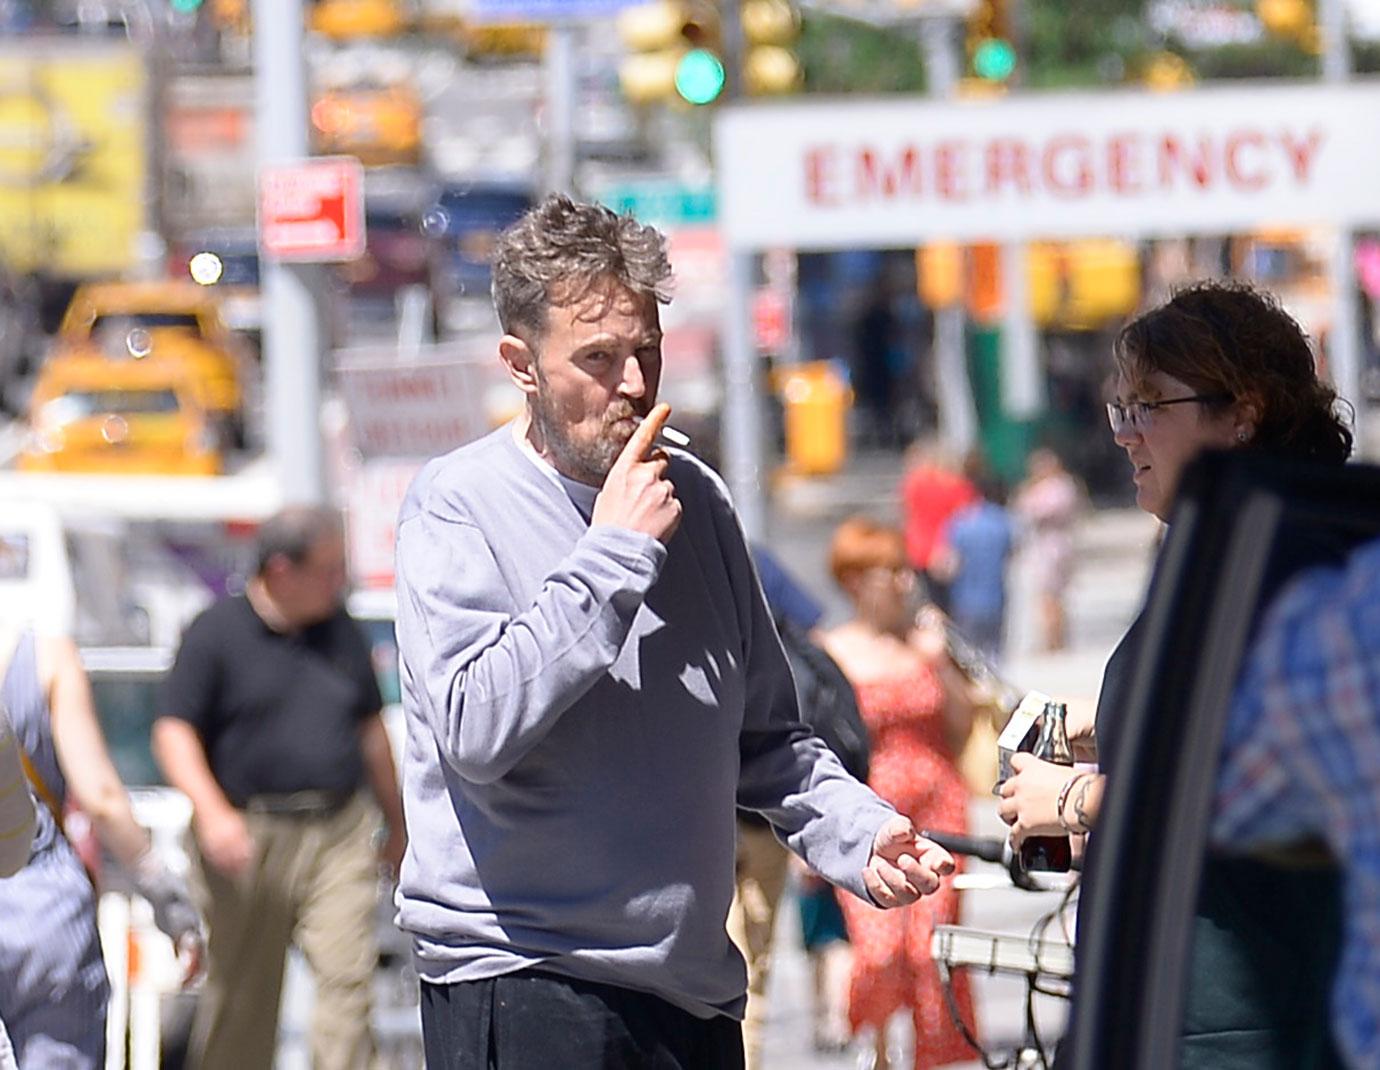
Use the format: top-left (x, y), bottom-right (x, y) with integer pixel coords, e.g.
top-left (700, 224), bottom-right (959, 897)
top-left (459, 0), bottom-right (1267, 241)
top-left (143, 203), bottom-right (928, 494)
top-left (997, 753), bottom-right (1081, 845)
top-left (1064, 701), bottom-right (1099, 761)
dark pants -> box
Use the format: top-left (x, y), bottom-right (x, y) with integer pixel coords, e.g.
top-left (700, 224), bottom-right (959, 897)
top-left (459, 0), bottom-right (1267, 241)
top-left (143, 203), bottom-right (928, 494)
top-left (420, 969), bottom-right (746, 1070)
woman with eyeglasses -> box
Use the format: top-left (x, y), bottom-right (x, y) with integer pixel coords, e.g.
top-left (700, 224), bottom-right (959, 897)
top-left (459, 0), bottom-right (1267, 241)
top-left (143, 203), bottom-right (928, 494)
top-left (998, 278), bottom-right (1352, 1068)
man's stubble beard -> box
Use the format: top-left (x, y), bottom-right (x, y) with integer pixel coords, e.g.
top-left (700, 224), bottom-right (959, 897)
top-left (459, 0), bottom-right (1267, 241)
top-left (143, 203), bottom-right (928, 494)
top-left (530, 380), bottom-right (641, 486)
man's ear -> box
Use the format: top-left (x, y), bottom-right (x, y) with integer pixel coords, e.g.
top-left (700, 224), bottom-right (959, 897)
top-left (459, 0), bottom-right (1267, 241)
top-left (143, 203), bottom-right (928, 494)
top-left (499, 334), bottom-right (539, 397)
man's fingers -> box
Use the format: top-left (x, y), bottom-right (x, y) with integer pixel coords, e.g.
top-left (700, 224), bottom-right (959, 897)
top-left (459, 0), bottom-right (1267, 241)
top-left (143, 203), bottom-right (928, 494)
top-left (917, 843), bottom-right (955, 876)
top-left (896, 854), bottom-right (941, 895)
top-left (617, 403), bottom-right (671, 467)
top-left (873, 814), bottom-right (916, 851)
top-left (869, 859), bottom-right (920, 905)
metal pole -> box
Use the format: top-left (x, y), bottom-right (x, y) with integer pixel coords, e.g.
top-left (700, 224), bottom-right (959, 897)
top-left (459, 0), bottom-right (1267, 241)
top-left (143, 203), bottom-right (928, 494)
top-left (1319, 0), bottom-right (1351, 82)
top-left (1318, 0), bottom-right (1360, 446)
top-left (716, 0), bottom-right (767, 538)
top-left (252, 0), bottom-right (326, 504)
top-left (919, 15), bottom-right (978, 455)
top-left (1000, 240), bottom-right (1042, 416)
top-left (722, 245), bottom-right (766, 539)
top-left (544, 22), bottom-right (577, 194)
top-left (1329, 232), bottom-right (1361, 433)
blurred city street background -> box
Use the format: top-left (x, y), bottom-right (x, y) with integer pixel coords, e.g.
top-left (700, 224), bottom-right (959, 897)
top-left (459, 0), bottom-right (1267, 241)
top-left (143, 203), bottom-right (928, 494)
top-left (1, 0), bottom-right (1379, 1065)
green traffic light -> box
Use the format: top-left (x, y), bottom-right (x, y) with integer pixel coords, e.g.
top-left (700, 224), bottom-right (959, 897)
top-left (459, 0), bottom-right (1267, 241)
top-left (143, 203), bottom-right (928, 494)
top-left (675, 49), bottom-right (726, 105)
top-left (973, 38), bottom-right (1016, 81)
top-left (170, 0), bottom-right (205, 10)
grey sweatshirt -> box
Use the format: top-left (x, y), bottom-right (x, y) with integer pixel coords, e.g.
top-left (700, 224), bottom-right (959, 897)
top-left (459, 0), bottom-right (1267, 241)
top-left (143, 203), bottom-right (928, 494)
top-left (393, 424), bottom-right (895, 1019)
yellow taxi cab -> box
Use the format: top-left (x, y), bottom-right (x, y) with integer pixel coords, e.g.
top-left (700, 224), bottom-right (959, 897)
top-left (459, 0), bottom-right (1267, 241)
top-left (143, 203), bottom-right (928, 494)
top-left (54, 281), bottom-right (249, 442)
top-left (308, 0), bottom-right (406, 39)
top-left (311, 77), bottom-right (423, 168)
top-left (20, 355), bottom-right (222, 476)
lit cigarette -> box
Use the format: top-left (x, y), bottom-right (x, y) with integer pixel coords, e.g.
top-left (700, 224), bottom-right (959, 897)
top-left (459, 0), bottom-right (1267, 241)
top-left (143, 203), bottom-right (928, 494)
top-left (659, 425), bottom-right (691, 447)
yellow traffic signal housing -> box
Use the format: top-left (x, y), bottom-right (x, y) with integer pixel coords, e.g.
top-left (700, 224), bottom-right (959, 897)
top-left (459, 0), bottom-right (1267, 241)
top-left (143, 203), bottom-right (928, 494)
top-left (617, 0), bottom-right (722, 104)
top-left (1256, 0), bottom-right (1314, 39)
top-left (617, 0), bottom-right (800, 103)
top-left (1027, 241), bottom-right (1141, 330)
top-left (965, 0), bottom-right (1015, 82)
top-left (462, 21), bottom-right (549, 58)
top-left (1143, 51), bottom-right (1195, 91)
top-left (917, 243), bottom-right (964, 308)
top-left (951, 242), bottom-right (1141, 330)
top-left (742, 0), bottom-right (802, 94)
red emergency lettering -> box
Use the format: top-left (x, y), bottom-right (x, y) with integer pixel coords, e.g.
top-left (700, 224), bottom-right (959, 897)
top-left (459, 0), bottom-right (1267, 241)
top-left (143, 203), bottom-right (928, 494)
top-left (1225, 131), bottom-right (1268, 190)
top-left (1043, 135), bottom-right (1093, 197)
top-left (805, 148), bottom-right (841, 206)
top-left (1278, 127), bottom-right (1325, 185)
top-left (984, 139), bottom-right (1034, 196)
top-left (1107, 133), bottom-right (1144, 195)
top-left (857, 146), bottom-right (924, 200)
top-left (1157, 134), bottom-right (1213, 190)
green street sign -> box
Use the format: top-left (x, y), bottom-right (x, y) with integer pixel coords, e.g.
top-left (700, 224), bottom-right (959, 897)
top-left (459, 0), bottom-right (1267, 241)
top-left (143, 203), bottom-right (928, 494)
top-left (599, 182), bottom-right (718, 228)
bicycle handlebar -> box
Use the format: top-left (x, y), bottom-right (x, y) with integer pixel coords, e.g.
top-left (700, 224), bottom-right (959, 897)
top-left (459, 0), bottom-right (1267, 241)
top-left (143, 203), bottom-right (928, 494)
top-left (922, 829), bottom-right (1010, 865)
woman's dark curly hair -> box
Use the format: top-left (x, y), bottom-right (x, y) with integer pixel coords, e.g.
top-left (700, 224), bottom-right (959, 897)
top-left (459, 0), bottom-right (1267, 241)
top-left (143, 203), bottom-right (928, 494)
top-left (1114, 279), bottom-right (1352, 465)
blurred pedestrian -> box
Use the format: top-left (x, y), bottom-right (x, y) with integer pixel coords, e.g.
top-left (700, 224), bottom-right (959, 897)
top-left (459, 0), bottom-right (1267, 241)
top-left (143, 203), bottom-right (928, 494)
top-left (0, 701), bottom-right (34, 1070)
top-left (851, 282), bottom-right (901, 446)
top-left (0, 628), bottom-right (202, 1070)
top-left (0, 701), bottom-right (34, 878)
top-left (820, 517), bottom-right (978, 1070)
top-left (153, 505), bottom-right (405, 1070)
top-left (1012, 447), bottom-right (1081, 652)
top-left (740, 544), bottom-right (874, 1066)
top-left (998, 279), bottom-right (1353, 1068)
top-left (899, 440), bottom-right (977, 613)
top-left (392, 194), bottom-right (955, 1070)
top-left (730, 544), bottom-right (828, 1070)
top-left (933, 468), bottom-right (1015, 665)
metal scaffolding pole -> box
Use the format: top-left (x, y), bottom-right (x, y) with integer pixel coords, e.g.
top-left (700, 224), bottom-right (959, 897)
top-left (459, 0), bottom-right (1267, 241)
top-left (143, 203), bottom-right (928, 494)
top-left (718, 0), bottom-right (768, 538)
top-left (253, 0), bottom-right (326, 504)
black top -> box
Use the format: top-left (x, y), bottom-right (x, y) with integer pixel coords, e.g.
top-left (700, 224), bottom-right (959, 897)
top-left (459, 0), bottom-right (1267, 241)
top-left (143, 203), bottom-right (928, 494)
top-left (161, 595), bottom-right (384, 806)
top-left (1087, 614), bottom-right (1341, 1068)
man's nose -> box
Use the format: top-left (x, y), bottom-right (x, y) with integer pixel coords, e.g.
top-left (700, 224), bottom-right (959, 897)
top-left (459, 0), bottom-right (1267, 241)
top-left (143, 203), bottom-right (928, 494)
top-left (618, 354), bottom-right (647, 397)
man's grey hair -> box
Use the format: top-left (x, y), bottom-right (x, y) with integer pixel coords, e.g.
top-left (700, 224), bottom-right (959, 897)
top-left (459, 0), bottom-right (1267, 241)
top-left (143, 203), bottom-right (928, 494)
top-left (255, 504), bottom-right (343, 575)
top-left (491, 194), bottom-right (673, 347)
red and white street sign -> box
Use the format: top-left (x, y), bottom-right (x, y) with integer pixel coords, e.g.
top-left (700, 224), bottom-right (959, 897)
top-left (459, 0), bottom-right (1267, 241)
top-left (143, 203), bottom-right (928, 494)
top-left (752, 289), bottom-right (790, 353)
top-left (258, 156), bottom-right (365, 262)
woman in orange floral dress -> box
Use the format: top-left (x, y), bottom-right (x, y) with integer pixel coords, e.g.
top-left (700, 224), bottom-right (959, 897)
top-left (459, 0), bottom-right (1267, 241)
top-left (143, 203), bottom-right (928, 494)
top-left (821, 517), bottom-right (978, 1070)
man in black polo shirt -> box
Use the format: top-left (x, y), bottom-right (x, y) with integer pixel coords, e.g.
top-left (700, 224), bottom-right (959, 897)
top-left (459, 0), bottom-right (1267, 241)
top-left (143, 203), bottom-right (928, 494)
top-left (153, 505), bottom-right (405, 1070)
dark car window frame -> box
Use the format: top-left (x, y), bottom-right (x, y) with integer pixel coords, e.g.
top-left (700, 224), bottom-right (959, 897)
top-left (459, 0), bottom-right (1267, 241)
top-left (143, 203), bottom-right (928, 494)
top-left (1067, 451), bottom-right (1380, 1068)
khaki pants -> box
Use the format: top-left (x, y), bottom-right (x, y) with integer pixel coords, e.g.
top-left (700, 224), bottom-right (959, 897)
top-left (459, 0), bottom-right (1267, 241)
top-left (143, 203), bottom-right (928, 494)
top-left (190, 793), bottom-right (381, 1070)
top-left (726, 821), bottom-right (790, 1070)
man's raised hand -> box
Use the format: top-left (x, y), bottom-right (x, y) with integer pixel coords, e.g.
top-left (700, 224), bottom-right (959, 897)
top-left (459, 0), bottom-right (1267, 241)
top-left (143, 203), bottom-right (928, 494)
top-left (591, 402), bottom-right (683, 544)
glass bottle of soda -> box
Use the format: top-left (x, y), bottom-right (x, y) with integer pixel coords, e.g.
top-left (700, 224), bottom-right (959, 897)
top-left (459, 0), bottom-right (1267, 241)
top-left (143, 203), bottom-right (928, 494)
top-left (1018, 701), bottom-right (1074, 874)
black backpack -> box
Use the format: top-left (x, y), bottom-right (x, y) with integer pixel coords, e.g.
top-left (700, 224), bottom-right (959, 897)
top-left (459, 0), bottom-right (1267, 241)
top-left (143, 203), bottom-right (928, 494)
top-left (776, 618), bottom-right (870, 784)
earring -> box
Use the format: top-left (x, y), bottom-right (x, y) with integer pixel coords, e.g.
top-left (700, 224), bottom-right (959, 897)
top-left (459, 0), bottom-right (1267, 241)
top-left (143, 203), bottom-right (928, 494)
top-left (1237, 430), bottom-right (1249, 443)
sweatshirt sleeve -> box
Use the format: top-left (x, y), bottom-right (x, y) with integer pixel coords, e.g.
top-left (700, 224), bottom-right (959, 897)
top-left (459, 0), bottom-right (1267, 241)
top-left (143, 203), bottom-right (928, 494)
top-left (704, 480), bottom-right (895, 902)
top-left (395, 505), bottom-right (666, 785)
top-left (0, 704), bottom-right (35, 877)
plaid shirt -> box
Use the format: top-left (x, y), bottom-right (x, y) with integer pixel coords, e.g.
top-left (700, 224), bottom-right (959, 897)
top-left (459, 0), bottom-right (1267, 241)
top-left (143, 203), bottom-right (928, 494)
top-left (1213, 538), bottom-right (1380, 1068)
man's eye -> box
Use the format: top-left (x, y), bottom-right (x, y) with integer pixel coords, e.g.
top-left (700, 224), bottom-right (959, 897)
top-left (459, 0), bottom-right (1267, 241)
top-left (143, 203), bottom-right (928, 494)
top-left (636, 346), bottom-right (661, 362)
top-left (585, 351), bottom-right (611, 364)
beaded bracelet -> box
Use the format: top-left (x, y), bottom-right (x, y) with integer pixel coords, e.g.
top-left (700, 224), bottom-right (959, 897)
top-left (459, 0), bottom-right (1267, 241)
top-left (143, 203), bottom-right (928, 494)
top-left (1055, 772), bottom-right (1089, 835)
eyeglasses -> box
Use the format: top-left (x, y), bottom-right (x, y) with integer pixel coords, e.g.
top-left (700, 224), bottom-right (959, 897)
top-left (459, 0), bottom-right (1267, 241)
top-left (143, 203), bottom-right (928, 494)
top-left (1105, 394), bottom-right (1232, 433)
